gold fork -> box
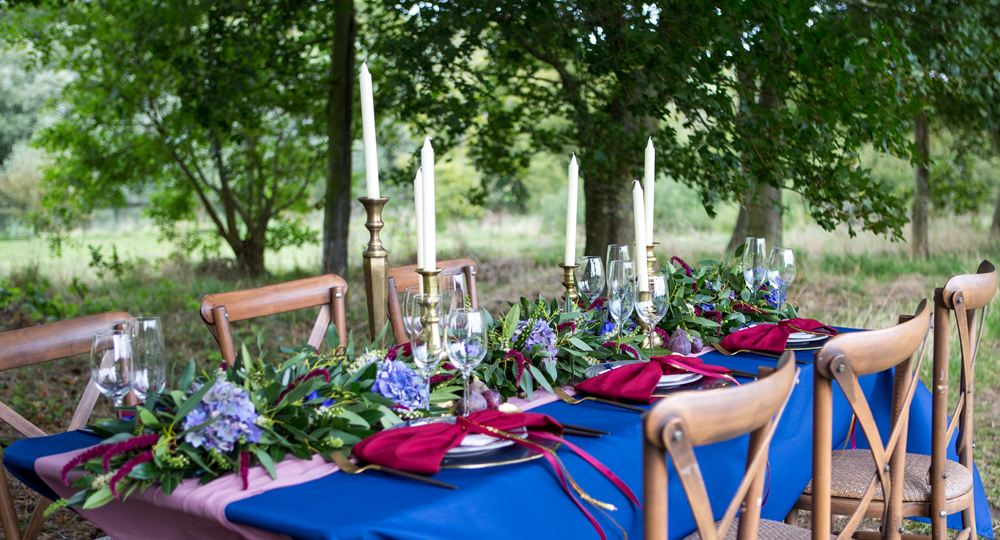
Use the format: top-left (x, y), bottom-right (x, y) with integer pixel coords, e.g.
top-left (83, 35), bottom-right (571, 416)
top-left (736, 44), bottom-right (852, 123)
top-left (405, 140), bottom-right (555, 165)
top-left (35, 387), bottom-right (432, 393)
top-left (330, 451), bottom-right (457, 489)
top-left (552, 386), bottom-right (647, 413)
top-left (711, 343), bottom-right (805, 364)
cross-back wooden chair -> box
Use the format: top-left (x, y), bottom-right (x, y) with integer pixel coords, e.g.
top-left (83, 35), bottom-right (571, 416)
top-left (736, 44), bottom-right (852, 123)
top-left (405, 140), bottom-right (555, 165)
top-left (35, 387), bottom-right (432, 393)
top-left (644, 350), bottom-right (801, 540)
top-left (386, 258), bottom-right (478, 344)
top-left (806, 300), bottom-right (942, 540)
top-left (923, 260), bottom-right (996, 540)
top-left (199, 275), bottom-right (348, 364)
top-left (0, 311), bottom-right (132, 540)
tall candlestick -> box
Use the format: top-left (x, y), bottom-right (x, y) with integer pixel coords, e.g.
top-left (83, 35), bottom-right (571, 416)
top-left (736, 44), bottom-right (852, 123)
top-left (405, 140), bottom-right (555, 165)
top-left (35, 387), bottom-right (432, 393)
top-left (644, 137), bottom-right (655, 242)
top-left (359, 62), bottom-right (380, 199)
top-left (420, 137), bottom-right (436, 271)
top-left (413, 168), bottom-right (425, 274)
top-left (632, 181), bottom-right (649, 291)
top-left (564, 154), bottom-right (579, 266)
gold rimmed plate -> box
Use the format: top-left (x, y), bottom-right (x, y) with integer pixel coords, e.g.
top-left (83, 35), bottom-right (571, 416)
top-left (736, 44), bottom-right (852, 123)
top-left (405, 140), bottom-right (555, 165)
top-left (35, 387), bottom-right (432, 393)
top-left (651, 375), bottom-right (734, 398)
top-left (441, 432), bottom-right (561, 469)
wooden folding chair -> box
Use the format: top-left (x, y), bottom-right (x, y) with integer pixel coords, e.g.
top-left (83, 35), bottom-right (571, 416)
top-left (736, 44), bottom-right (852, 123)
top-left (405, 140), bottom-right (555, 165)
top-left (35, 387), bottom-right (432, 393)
top-left (644, 350), bottom-right (801, 540)
top-left (0, 311), bottom-right (132, 540)
top-left (923, 260), bottom-right (996, 540)
top-left (199, 275), bottom-right (348, 364)
top-left (386, 258), bottom-right (478, 344)
top-left (806, 300), bottom-right (940, 540)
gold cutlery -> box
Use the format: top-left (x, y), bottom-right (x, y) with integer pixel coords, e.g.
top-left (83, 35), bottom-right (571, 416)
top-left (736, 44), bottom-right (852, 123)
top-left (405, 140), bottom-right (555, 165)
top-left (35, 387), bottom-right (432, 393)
top-left (330, 451), bottom-right (457, 490)
top-left (711, 343), bottom-right (806, 365)
top-left (552, 386), bottom-right (647, 413)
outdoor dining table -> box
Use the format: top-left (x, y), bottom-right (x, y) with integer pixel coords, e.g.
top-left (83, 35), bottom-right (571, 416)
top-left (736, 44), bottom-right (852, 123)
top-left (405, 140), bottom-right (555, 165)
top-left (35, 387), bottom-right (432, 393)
top-left (3, 328), bottom-right (994, 540)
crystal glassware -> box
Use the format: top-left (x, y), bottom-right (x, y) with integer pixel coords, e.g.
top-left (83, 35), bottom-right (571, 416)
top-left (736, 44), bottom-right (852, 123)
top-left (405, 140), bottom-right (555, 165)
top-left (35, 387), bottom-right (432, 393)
top-left (439, 271), bottom-right (469, 312)
top-left (89, 329), bottom-right (133, 407)
top-left (444, 308), bottom-right (488, 416)
top-left (742, 237), bottom-right (768, 296)
top-left (768, 247), bottom-right (796, 316)
top-left (401, 285), bottom-right (421, 336)
top-left (635, 273), bottom-right (668, 345)
top-left (607, 259), bottom-right (636, 339)
top-left (410, 293), bottom-right (444, 410)
top-left (126, 317), bottom-right (167, 401)
top-left (575, 256), bottom-right (605, 309)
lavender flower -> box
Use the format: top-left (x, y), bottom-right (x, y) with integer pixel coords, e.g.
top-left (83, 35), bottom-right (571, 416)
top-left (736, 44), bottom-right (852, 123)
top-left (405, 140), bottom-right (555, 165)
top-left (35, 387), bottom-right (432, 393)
top-left (515, 320), bottom-right (558, 357)
top-left (183, 380), bottom-right (262, 453)
top-left (372, 360), bottom-right (426, 410)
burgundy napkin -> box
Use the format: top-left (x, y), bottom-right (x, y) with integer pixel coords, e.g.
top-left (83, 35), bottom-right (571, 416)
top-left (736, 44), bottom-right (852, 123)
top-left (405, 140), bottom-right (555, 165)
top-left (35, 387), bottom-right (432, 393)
top-left (721, 318), bottom-right (838, 354)
top-left (574, 355), bottom-right (733, 404)
top-left (351, 410), bottom-right (562, 475)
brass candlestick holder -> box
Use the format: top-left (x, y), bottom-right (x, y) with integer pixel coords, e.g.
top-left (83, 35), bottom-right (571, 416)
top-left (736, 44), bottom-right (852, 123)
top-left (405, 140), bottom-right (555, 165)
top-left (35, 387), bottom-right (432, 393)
top-left (646, 242), bottom-right (659, 283)
top-left (360, 197), bottom-right (390, 344)
top-left (416, 268), bottom-right (444, 360)
top-left (637, 290), bottom-right (656, 349)
top-left (558, 263), bottom-right (580, 311)
top-left (640, 242), bottom-right (664, 349)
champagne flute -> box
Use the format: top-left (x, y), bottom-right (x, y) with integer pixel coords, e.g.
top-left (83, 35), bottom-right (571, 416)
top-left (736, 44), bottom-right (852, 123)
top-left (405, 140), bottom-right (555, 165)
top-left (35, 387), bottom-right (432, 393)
top-left (742, 237), bottom-right (768, 297)
top-left (401, 285), bottom-right (420, 337)
top-left (126, 317), bottom-right (167, 401)
top-left (607, 260), bottom-right (636, 339)
top-left (575, 256), bottom-right (605, 309)
top-left (768, 247), bottom-right (796, 316)
top-left (444, 308), bottom-right (488, 416)
top-left (410, 294), bottom-right (444, 411)
top-left (636, 273), bottom-right (668, 346)
top-left (89, 330), bottom-right (133, 407)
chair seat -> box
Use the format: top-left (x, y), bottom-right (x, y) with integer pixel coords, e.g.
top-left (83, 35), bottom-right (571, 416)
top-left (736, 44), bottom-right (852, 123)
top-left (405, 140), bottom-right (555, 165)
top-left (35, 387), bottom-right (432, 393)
top-left (683, 518), bottom-right (820, 540)
top-left (803, 449), bottom-right (973, 502)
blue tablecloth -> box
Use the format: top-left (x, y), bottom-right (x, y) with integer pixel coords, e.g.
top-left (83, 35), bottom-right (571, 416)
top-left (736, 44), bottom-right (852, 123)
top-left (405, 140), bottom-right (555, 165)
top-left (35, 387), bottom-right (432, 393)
top-left (4, 342), bottom-right (994, 540)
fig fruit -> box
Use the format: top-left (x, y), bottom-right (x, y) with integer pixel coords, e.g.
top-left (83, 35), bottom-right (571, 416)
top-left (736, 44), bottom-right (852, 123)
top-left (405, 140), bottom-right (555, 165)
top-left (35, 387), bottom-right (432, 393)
top-left (668, 329), bottom-right (692, 355)
top-left (456, 392), bottom-right (487, 415)
top-left (690, 334), bottom-right (703, 352)
top-left (482, 389), bottom-right (503, 410)
top-left (469, 378), bottom-right (489, 396)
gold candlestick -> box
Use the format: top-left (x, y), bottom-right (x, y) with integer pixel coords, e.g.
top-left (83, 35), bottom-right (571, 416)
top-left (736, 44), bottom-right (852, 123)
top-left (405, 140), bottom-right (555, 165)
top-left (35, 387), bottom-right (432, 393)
top-left (646, 242), bottom-right (659, 286)
top-left (641, 242), bottom-right (664, 348)
top-left (360, 197), bottom-right (390, 344)
top-left (558, 263), bottom-right (580, 311)
top-left (416, 267), bottom-right (443, 359)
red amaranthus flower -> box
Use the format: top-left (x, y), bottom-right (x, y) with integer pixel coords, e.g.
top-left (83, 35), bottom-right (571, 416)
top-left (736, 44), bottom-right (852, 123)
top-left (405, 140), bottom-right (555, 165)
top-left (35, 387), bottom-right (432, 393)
top-left (429, 373), bottom-right (455, 386)
top-left (505, 350), bottom-right (528, 385)
top-left (556, 321), bottom-right (577, 334)
top-left (62, 445), bottom-right (114, 486)
top-left (240, 451), bottom-right (250, 490)
top-left (110, 450), bottom-right (154, 497)
top-left (101, 433), bottom-right (160, 472)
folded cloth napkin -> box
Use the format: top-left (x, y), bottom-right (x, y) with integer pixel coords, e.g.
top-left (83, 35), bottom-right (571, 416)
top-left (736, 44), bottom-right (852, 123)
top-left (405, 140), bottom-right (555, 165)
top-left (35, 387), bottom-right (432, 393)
top-left (351, 410), bottom-right (563, 475)
top-left (720, 318), bottom-right (838, 355)
top-left (574, 355), bottom-right (733, 404)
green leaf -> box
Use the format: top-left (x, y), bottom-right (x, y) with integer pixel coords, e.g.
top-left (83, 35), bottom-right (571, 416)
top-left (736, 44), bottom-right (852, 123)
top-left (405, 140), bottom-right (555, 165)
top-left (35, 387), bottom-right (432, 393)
top-left (568, 337), bottom-right (593, 351)
top-left (82, 486), bottom-right (114, 510)
top-left (338, 410), bottom-right (371, 428)
top-left (128, 462), bottom-right (161, 481)
top-left (528, 365), bottom-right (553, 393)
top-left (255, 447), bottom-right (278, 480)
top-left (137, 408), bottom-right (159, 426)
top-left (519, 368), bottom-right (534, 402)
top-left (178, 360), bottom-right (195, 392)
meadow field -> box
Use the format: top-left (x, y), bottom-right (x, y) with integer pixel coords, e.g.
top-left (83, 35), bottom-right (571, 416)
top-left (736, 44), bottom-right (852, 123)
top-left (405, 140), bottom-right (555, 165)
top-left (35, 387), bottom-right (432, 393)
top-left (0, 191), bottom-right (998, 538)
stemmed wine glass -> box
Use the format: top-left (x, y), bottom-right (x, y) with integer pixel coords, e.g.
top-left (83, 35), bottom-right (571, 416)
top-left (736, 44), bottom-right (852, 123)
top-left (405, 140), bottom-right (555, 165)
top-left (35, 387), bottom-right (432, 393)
top-left (89, 329), bottom-right (133, 407)
top-left (742, 237), bottom-right (768, 298)
top-left (607, 260), bottom-right (636, 339)
top-left (575, 255), bottom-right (605, 309)
top-left (439, 272), bottom-right (470, 312)
top-left (635, 273), bottom-right (668, 346)
top-left (444, 308), bottom-right (488, 416)
top-left (401, 285), bottom-right (420, 336)
top-left (409, 293), bottom-right (444, 410)
top-left (127, 317), bottom-right (167, 401)
top-left (768, 248), bottom-right (796, 316)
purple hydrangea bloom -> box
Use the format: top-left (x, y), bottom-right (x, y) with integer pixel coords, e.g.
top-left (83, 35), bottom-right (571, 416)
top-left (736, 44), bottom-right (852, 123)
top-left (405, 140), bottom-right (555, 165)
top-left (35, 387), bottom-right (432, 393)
top-left (183, 380), bottom-right (262, 453)
top-left (372, 360), bottom-right (426, 410)
top-left (515, 320), bottom-right (558, 357)
top-left (305, 390), bottom-right (336, 408)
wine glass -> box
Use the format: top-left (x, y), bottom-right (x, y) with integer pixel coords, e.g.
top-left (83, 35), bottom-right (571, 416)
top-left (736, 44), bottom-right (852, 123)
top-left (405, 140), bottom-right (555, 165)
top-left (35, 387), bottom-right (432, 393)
top-left (607, 260), bottom-right (636, 339)
top-left (768, 247), bottom-right (796, 316)
top-left (605, 244), bottom-right (630, 300)
top-left (127, 317), bottom-right (167, 401)
top-left (575, 256), bottom-right (605, 309)
top-left (439, 272), bottom-right (469, 312)
top-left (410, 294), bottom-right (444, 411)
top-left (89, 330), bottom-right (133, 407)
top-left (444, 308), bottom-right (488, 416)
top-left (742, 237), bottom-right (768, 296)
top-left (635, 273), bottom-right (668, 346)
top-left (401, 285), bottom-right (420, 336)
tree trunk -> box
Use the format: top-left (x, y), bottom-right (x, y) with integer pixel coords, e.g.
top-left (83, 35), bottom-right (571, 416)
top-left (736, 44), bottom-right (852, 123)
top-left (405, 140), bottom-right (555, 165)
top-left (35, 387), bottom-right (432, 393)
top-left (234, 237), bottom-right (266, 277)
top-left (321, 0), bottom-right (356, 278)
top-left (913, 111), bottom-right (930, 259)
top-left (746, 182), bottom-right (782, 248)
top-left (991, 188), bottom-right (1000, 238)
top-left (726, 205), bottom-right (749, 254)
top-left (582, 160), bottom-right (633, 258)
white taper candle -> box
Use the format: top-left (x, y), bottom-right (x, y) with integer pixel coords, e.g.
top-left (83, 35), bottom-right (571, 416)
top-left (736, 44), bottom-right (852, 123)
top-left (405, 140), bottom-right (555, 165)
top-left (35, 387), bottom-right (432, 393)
top-left (420, 137), bottom-right (436, 271)
top-left (633, 181), bottom-right (649, 292)
top-left (644, 137), bottom-right (655, 242)
top-left (413, 168), bottom-right (425, 273)
top-left (564, 154), bottom-right (579, 266)
top-left (359, 62), bottom-right (380, 199)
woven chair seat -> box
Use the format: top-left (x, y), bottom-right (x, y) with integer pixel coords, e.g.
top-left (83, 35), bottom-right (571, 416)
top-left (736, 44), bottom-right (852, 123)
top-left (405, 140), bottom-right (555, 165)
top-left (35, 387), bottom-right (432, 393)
top-left (803, 449), bottom-right (972, 502)
top-left (683, 518), bottom-right (823, 540)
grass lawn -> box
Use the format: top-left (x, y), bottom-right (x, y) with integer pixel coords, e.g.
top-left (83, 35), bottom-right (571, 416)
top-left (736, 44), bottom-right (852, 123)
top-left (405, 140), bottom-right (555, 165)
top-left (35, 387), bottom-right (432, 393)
top-left (0, 213), bottom-right (998, 539)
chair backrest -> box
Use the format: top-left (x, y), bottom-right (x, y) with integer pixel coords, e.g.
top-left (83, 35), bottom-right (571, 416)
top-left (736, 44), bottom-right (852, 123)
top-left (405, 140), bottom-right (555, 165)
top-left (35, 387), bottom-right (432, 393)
top-left (929, 260), bottom-right (996, 533)
top-left (811, 300), bottom-right (931, 540)
top-left (643, 351), bottom-right (799, 540)
top-left (0, 310), bottom-right (132, 540)
top-left (199, 274), bottom-right (348, 364)
top-left (386, 258), bottom-right (478, 344)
